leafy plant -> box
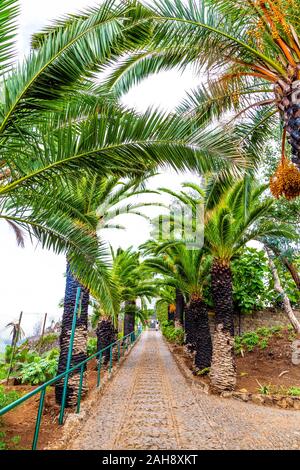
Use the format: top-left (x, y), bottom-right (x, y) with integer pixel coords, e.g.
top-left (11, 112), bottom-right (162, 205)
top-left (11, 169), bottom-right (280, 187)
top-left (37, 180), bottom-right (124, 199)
top-left (161, 321), bottom-right (184, 345)
top-left (259, 338), bottom-right (269, 350)
top-left (17, 351), bottom-right (59, 385)
top-left (0, 386), bottom-right (20, 408)
top-left (5, 344), bottom-right (38, 365)
top-left (234, 326), bottom-right (290, 355)
top-left (197, 367), bottom-right (210, 376)
top-left (235, 332), bottom-right (260, 354)
top-left (87, 337), bottom-right (97, 356)
top-left (257, 384), bottom-right (271, 395)
top-left (10, 435), bottom-right (21, 445)
top-left (288, 387), bottom-right (300, 397)
top-left (232, 248), bottom-right (273, 314)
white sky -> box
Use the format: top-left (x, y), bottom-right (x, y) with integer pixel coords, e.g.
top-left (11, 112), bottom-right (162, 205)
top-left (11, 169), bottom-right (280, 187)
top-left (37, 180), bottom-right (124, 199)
top-left (0, 0), bottom-right (202, 338)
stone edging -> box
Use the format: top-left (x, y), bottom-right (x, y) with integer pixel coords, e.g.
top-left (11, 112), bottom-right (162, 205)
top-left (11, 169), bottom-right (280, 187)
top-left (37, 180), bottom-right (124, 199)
top-left (45, 335), bottom-right (141, 450)
top-left (164, 338), bottom-right (300, 411)
top-left (221, 390), bottom-right (300, 410)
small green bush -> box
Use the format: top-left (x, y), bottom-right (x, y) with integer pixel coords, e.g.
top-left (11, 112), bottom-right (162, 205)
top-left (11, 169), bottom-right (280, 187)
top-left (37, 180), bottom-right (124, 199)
top-left (235, 325), bottom-right (291, 355)
top-left (87, 337), bottom-right (97, 356)
top-left (0, 386), bottom-right (20, 408)
top-left (235, 332), bottom-right (260, 354)
top-left (17, 350), bottom-right (59, 385)
top-left (161, 321), bottom-right (184, 345)
top-left (288, 387), bottom-right (300, 397)
top-left (5, 344), bottom-right (38, 365)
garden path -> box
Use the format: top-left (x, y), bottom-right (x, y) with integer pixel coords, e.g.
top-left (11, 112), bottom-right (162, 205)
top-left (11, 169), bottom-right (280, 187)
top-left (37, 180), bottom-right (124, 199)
top-left (70, 331), bottom-right (300, 450)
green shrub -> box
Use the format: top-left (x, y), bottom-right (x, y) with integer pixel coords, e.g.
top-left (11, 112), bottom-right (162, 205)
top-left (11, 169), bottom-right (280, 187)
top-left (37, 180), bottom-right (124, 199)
top-left (235, 325), bottom-right (291, 355)
top-left (5, 344), bottom-right (38, 365)
top-left (232, 248), bottom-right (273, 314)
top-left (17, 350), bottom-right (59, 385)
top-left (35, 333), bottom-right (59, 352)
top-left (288, 387), bottom-right (300, 397)
top-left (0, 365), bottom-right (7, 381)
top-left (0, 386), bottom-right (20, 409)
top-left (235, 332), bottom-right (260, 353)
top-left (161, 321), bottom-right (184, 345)
top-left (259, 338), bottom-right (269, 349)
top-left (87, 337), bottom-right (97, 356)
top-left (257, 384), bottom-right (271, 395)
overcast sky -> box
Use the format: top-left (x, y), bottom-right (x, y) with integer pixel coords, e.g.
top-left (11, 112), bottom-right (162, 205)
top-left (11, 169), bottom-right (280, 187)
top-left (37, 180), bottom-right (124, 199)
top-left (0, 0), bottom-right (201, 338)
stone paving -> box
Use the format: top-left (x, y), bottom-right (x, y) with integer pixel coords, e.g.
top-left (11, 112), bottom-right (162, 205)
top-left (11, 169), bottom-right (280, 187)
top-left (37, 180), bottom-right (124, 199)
top-left (70, 331), bottom-right (300, 450)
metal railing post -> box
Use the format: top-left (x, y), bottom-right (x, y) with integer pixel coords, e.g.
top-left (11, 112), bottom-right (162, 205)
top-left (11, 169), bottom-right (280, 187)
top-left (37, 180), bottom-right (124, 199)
top-left (59, 287), bottom-right (81, 425)
top-left (97, 351), bottom-right (102, 387)
top-left (109, 345), bottom-right (113, 375)
top-left (32, 388), bottom-right (46, 450)
top-left (76, 363), bottom-right (85, 414)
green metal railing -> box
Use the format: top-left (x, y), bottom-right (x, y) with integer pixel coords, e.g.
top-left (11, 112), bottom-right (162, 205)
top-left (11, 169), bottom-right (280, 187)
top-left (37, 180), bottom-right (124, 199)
top-left (0, 287), bottom-right (142, 450)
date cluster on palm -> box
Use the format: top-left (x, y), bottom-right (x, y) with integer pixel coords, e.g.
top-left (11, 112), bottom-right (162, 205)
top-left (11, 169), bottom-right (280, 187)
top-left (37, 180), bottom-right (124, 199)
top-left (270, 157), bottom-right (300, 200)
top-left (273, 78), bottom-right (300, 199)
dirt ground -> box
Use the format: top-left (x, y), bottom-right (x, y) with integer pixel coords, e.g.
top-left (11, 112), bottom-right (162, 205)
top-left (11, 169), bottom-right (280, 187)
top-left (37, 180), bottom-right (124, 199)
top-left (2, 329), bottom-right (300, 450)
top-left (0, 358), bottom-right (106, 450)
top-left (173, 328), bottom-right (300, 395)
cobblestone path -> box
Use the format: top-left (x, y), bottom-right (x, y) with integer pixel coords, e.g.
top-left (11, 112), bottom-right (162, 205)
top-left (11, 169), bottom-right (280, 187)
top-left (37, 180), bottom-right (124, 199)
top-left (70, 331), bottom-right (300, 450)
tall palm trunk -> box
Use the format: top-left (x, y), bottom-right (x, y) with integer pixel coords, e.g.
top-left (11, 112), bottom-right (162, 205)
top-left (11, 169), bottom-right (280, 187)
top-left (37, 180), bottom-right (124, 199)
top-left (96, 318), bottom-right (116, 365)
top-left (277, 79), bottom-right (300, 170)
top-left (186, 296), bottom-right (212, 370)
top-left (55, 262), bottom-right (89, 407)
top-left (175, 288), bottom-right (185, 328)
top-left (210, 260), bottom-right (236, 392)
top-left (167, 304), bottom-right (175, 323)
top-left (124, 300), bottom-right (136, 338)
top-left (184, 301), bottom-right (196, 351)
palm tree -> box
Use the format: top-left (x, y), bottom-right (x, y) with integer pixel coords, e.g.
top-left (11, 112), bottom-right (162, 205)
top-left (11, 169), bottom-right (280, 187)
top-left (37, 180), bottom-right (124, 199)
top-left (175, 288), bottom-right (185, 327)
top-left (110, 247), bottom-right (156, 338)
top-left (204, 177), bottom-right (295, 392)
top-left (102, 0), bottom-right (300, 198)
top-left (143, 241), bottom-right (213, 371)
top-left (1, 0), bottom-right (241, 257)
top-left (54, 174), bottom-right (160, 405)
top-left (155, 285), bottom-right (176, 324)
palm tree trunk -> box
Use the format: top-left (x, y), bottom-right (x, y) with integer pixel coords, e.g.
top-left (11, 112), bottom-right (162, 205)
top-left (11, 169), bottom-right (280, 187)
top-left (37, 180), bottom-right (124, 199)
top-left (55, 262), bottom-right (89, 407)
top-left (124, 300), bottom-right (136, 338)
top-left (269, 245), bottom-right (300, 290)
top-left (210, 260), bottom-right (236, 392)
top-left (96, 318), bottom-right (116, 365)
top-left (265, 246), bottom-right (300, 333)
top-left (187, 297), bottom-right (212, 370)
top-left (175, 288), bottom-right (185, 328)
top-left (167, 304), bottom-right (175, 323)
top-left (184, 301), bottom-right (196, 351)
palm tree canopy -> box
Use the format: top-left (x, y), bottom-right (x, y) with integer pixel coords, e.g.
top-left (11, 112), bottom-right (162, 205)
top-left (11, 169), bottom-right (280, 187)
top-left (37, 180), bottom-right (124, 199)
top-left (204, 177), bottom-right (297, 263)
top-left (143, 240), bottom-right (211, 300)
top-left (111, 246), bottom-right (157, 307)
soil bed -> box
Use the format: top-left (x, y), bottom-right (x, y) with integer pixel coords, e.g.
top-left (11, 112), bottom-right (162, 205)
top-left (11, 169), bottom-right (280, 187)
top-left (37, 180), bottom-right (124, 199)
top-left (0, 358), bottom-right (107, 450)
top-left (170, 328), bottom-right (300, 397)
